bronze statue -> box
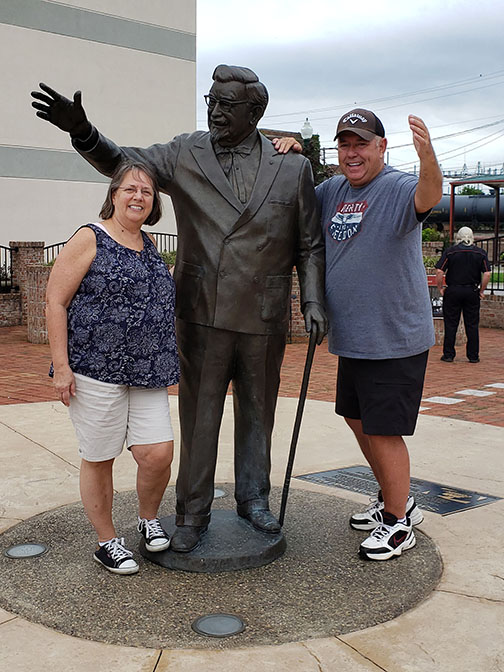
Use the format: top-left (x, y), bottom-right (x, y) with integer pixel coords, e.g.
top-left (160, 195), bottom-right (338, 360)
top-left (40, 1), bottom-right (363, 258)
top-left (32, 65), bottom-right (326, 553)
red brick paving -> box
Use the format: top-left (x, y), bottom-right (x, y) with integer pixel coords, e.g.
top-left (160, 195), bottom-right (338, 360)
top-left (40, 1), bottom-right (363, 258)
top-left (1, 325), bottom-right (503, 427)
top-left (281, 328), bottom-right (504, 427)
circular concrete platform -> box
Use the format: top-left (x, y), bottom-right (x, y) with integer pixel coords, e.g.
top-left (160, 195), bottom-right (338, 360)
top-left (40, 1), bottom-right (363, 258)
top-left (0, 484), bottom-right (442, 649)
top-left (141, 510), bottom-right (286, 572)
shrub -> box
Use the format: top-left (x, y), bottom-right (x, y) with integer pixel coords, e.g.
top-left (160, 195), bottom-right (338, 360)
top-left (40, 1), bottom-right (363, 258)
top-left (423, 255), bottom-right (440, 270)
top-left (160, 250), bottom-right (177, 267)
top-left (422, 227), bottom-right (443, 242)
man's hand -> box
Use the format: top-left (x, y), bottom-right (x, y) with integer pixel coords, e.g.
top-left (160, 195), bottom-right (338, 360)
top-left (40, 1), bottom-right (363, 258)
top-left (31, 83), bottom-right (92, 139)
top-left (272, 137), bottom-right (303, 154)
top-left (303, 302), bottom-right (328, 345)
top-left (435, 269), bottom-right (445, 296)
top-left (408, 115), bottom-right (436, 161)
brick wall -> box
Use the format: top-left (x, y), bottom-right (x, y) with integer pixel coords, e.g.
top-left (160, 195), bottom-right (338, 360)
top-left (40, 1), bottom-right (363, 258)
top-left (0, 292), bottom-right (22, 327)
top-left (481, 294), bottom-right (504, 329)
top-left (26, 264), bottom-right (51, 344)
top-left (422, 241), bottom-right (443, 257)
top-left (289, 271), bottom-right (308, 342)
top-left (10, 241), bottom-right (44, 324)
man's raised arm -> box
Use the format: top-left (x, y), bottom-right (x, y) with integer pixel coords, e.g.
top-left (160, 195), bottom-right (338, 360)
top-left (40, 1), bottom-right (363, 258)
top-left (409, 115), bottom-right (443, 213)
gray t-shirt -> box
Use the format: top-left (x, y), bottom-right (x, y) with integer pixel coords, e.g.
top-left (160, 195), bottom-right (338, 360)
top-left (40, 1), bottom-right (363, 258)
top-left (316, 165), bottom-right (435, 359)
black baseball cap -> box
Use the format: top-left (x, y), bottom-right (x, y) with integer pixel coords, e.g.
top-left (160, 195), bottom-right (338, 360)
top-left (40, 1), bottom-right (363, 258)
top-left (334, 108), bottom-right (385, 141)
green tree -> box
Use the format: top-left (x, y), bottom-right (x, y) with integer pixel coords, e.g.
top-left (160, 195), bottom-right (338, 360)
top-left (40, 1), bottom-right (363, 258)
top-left (458, 185), bottom-right (484, 195)
top-left (303, 134), bottom-right (332, 186)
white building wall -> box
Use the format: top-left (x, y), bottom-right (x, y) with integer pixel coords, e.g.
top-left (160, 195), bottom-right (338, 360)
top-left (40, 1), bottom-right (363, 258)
top-left (0, 0), bottom-right (196, 245)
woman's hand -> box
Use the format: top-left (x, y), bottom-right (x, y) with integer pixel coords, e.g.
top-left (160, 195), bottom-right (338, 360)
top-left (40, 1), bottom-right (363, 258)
top-left (53, 364), bottom-right (76, 407)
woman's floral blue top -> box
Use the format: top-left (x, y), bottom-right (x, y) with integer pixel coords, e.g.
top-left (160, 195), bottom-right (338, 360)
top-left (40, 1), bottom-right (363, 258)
top-left (65, 224), bottom-right (179, 387)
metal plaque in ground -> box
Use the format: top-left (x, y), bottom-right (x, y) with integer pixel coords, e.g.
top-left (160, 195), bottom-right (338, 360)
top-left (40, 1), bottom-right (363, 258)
top-left (0, 484), bottom-right (442, 650)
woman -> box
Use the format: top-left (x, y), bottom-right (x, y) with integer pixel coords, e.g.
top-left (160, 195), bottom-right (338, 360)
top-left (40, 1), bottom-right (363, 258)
top-left (46, 160), bottom-right (179, 575)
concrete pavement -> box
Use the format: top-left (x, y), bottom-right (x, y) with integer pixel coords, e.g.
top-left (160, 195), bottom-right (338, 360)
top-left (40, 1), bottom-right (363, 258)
top-left (0, 327), bottom-right (503, 670)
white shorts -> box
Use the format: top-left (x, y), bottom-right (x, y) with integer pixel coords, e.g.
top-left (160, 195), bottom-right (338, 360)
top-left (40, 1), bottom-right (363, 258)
top-left (68, 373), bottom-right (174, 462)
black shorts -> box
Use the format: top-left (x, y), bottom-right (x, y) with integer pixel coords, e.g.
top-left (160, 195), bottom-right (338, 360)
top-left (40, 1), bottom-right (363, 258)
top-left (335, 351), bottom-right (429, 436)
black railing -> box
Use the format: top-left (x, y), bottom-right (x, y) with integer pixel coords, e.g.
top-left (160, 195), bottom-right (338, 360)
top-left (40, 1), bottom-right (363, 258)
top-left (474, 234), bottom-right (504, 295)
top-left (43, 232), bottom-right (178, 264)
top-left (44, 241), bottom-right (66, 265)
top-left (0, 245), bottom-right (15, 293)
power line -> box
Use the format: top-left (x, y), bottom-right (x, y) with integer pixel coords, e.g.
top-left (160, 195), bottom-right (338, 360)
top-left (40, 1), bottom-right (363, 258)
top-left (389, 119), bottom-right (504, 149)
top-left (392, 129), bottom-right (504, 169)
top-left (260, 69), bottom-right (504, 120)
top-left (319, 123), bottom-right (504, 162)
top-left (260, 78), bottom-right (504, 133)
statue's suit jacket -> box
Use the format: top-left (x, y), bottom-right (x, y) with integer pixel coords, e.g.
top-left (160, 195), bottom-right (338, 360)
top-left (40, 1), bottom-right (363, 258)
top-left (73, 130), bottom-right (325, 333)
top-left (73, 128), bottom-right (324, 524)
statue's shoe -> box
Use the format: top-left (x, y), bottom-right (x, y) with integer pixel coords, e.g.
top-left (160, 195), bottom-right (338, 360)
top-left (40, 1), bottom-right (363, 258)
top-left (239, 509), bottom-right (281, 533)
top-left (170, 525), bottom-right (207, 552)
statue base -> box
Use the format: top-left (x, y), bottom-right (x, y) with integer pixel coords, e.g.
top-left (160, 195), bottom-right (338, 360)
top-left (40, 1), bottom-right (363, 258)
top-left (139, 509), bottom-right (286, 573)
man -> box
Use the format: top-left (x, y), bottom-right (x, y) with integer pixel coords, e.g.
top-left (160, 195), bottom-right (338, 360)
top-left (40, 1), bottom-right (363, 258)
top-left (435, 226), bottom-right (491, 363)
top-left (31, 65), bottom-right (326, 553)
top-left (315, 108), bottom-right (442, 561)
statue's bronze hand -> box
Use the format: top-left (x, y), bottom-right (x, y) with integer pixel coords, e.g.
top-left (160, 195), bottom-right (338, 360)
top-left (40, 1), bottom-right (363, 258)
top-left (31, 83), bottom-right (91, 139)
top-left (303, 302), bottom-right (328, 345)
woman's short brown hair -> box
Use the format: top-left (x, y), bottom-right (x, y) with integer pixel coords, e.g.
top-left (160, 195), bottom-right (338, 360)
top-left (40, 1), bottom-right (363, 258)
top-left (99, 160), bottom-right (163, 227)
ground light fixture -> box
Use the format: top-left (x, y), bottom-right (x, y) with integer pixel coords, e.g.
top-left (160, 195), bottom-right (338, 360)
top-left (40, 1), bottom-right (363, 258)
top-left (192, 613), bottom-right (246, 638)
top-left (4, 543), bottom-right (48, 559)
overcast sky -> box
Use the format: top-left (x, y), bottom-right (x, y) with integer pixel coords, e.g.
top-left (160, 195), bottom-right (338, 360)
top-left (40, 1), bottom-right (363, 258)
top-left (197, 0), bottom-right (504, 176)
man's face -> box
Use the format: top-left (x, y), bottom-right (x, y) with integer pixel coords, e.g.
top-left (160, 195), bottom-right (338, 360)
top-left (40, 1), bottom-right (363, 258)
top-left (207, 80), bottom-right (257, 147)
top-left (337, 132), bottom-right (387, 188)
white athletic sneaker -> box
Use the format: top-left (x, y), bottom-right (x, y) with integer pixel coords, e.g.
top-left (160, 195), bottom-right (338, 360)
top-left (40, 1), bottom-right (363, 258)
top-left (359, 518), bottom-right (416, 561)
top-left (350, 495), bottom-right (423, 531)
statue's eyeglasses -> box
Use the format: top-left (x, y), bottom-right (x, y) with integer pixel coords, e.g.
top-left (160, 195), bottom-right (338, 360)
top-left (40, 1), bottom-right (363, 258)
top-left (204, 95), bottom-right (250, 112)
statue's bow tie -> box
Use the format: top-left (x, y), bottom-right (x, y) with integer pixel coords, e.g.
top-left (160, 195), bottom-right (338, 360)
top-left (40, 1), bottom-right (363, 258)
top-left (215, 145), bottom-right (252, 158)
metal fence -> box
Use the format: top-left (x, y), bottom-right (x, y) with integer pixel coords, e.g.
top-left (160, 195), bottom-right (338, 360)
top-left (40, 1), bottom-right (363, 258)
top-left (474, 234), bottom-right (504, 294)
top-left (428, 233), bottom-right (503, 315)
top-left (151, 232), bottom-right (177, 253)
top-left (43, 232), bottom-right (178, 265)
top-left (44, 242), bottom-right (67, 265)
top-left (0, 245), bottom-right (15, 293)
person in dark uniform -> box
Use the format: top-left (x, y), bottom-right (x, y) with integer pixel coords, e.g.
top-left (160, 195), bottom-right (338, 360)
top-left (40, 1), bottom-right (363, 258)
top-left (435, 226), bottom-right (491, 363)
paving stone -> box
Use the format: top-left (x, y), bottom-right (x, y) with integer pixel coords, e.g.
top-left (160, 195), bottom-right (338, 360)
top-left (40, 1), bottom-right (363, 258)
top-left (454, 389), bottom-right (495, 396)
top-left (423, 396), bottom-right (465, 405)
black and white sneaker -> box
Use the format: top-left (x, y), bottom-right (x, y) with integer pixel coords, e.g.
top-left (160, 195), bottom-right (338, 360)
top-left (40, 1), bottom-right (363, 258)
top-left (93, 537), bottom-right (139, 574)
top-left (138, 517), bottom-right (170, 552)
top-left (350, 495), bottom-right (423, 531)
top-left (359, 516), bottom-right (416, 561)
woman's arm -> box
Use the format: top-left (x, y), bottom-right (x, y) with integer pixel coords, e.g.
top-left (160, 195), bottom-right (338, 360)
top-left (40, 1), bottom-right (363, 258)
top-left (46, 227), bottom-right (96, 406)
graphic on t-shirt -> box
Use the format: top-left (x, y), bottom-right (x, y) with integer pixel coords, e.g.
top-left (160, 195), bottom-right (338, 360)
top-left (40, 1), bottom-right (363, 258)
top-left (328, 200), bottom-right (368, 242)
